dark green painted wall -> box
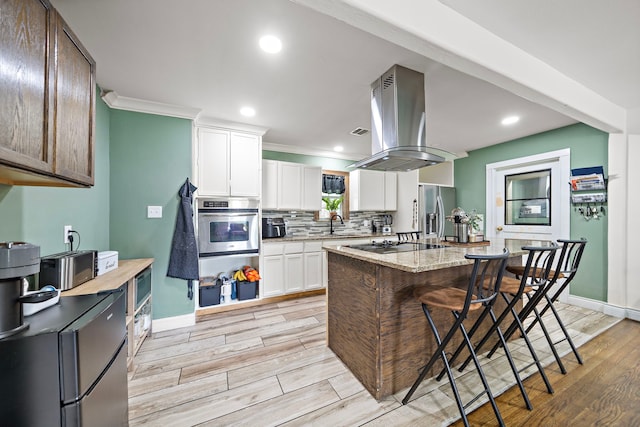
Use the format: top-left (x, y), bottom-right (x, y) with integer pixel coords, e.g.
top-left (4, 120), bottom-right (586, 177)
top-left (454, 123), bottom-right (608, 301)
top-left (0, 96), bottom-right (111, 259)
top-left (108, 110), bottom-right (194, 319)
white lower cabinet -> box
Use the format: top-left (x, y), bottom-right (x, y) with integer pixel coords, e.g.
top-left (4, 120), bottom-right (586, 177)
top-left (284, 253), bottom-right (304, 293)
top-left (304, 242), bottom-right (324, 290)
top-left (261, 241), bottom-right (326, 297)
top-left (261, 254), bottom-right (285, 297)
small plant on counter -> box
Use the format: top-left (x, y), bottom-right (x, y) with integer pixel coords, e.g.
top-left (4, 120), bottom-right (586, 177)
top-left (322, 195), bottom-right (343, 213)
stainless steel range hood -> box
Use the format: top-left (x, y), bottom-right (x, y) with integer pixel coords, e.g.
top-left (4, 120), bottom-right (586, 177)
top-left (349, 65), bottom-right (445, 171)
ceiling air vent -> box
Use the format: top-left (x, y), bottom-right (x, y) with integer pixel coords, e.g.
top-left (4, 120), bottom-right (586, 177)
top-left (350, 127), bottom-right (369, 136)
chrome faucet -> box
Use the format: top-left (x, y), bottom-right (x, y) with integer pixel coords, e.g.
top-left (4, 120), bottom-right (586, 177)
top-left (330, 214), bottom-right (344, 234)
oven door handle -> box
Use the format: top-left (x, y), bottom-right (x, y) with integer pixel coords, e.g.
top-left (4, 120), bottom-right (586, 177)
top-left (199, 212), bottom-right (257, 217)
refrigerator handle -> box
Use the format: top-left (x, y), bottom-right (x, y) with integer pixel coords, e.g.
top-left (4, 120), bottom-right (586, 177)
top-left (436, 195), bottom-right (445, 238)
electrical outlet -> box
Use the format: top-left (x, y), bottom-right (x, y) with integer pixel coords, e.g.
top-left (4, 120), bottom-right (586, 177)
top-left (63, 225), bottom-right (72, 244)
top-left (147, 206), bottom-right (162, 218)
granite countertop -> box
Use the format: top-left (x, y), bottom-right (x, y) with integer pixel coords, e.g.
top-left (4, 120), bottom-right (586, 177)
top-left (323, 238), bottom-right (555, 273)
top-left (262, 232), bottom-right (396, 242)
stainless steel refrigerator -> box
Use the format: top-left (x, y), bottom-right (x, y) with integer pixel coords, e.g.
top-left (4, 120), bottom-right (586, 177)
top-left (418, 184), bottom-right (456, 238)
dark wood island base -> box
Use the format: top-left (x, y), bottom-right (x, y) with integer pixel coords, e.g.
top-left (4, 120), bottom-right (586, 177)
top-left (326, 247), bottom-right (522, 400)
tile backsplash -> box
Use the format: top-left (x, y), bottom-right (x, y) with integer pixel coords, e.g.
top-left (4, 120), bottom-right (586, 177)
top-left (262, 210), bottom-right (392, 237)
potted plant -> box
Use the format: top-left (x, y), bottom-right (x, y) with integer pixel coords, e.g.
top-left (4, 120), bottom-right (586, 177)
top-left (322, 195), bottom-right (343, 218)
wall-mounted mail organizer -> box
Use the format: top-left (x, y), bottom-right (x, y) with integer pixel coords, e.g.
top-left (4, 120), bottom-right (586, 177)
top-left (570, 166), bottom-right (607, 221)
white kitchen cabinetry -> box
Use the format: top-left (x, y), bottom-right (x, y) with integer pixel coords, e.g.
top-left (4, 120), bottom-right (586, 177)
top-left (261, 241), bottom-right (325, 297)
top-left (278, 162), bottom-right (302, 210)
top-left (196, 127), bottom-right (261, 197)
top-left (261, 243), bottom-right (285, 297)
top-left (304, 242), bottom-right (324, 290)
top-left (302, 166), bottom-right (323, 211)
top-left (349, 170), bottom-right (397, 211)
top-left (262, 160), bottom-right (279, 209)
top-left (262, 160), bottom-right (322, 211)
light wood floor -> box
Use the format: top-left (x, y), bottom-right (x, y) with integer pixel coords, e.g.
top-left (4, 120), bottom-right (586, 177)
top-left (128, 294), bottom-right (624, 426)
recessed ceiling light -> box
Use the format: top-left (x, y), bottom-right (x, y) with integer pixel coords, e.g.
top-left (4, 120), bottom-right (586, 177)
top-left (334, 146), bottom-right (344, 152)
top-left (501, 115), bottom-right (520, 126)
top-left (259, 35), bottom-right (282, 53)
top-left (240, 107), bottom-right (256, 117)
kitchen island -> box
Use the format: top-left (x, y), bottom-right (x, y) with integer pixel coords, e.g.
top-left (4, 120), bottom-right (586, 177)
top-left (324, 238), bottom-right (538, 400)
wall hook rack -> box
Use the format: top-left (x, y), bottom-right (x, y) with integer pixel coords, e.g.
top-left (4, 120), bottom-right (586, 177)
top-left (569, 166), bottom-right (607, 221)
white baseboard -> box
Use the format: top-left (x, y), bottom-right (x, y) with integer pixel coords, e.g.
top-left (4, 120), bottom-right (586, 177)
top-left (152, 313), bottom-right (196, 332)
top-left (567, 294), bottom-right (627, 318)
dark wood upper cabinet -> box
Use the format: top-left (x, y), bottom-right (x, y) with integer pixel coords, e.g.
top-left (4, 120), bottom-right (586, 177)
top-left (0, 0), bottom-right (95, 187)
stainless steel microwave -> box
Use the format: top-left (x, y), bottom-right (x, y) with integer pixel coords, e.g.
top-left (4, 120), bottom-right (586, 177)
top-left (197, 199), bottom-right (260, 257)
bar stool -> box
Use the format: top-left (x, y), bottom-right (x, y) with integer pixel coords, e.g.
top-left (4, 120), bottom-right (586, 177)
top-left (397, 231), bottom-right (421, 241)
top-left (402, 250), bottom-right (510, 427)
top-left (456, 244), bottom-right (560, 397)
top-left (496, 238), bottom-right (588, 373)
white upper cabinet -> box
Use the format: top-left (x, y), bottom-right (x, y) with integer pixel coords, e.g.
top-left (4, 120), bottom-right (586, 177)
top-left (302, 165), bottom-right (323, 211)
top-left (196, 126), bottom-right (262, 197)
top-left (278, 162), bottom-right (303, 210)
top-left (384, 171), bottom-right (397, 211)
top-left (350, 170), bottom-right (397, 211)
top-left (262, 159), bottom-right (278, 209)
top-left (229, 132), bottom-right (261, 197)
top-left (262, 160), bottom-right (321, 211)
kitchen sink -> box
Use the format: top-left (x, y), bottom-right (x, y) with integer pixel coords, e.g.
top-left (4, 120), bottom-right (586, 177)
top-left (347, 241), bottom-right (444, 254)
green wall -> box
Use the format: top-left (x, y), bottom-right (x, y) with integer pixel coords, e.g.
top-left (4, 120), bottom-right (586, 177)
top-left (109, 110), bottom-right (193, 319)
top-left (454, 123), bottom-right (608, 301)
top-left (0, 96), bottom-right (111, 259)
top-left (263, 150), bottom-right (355, 171)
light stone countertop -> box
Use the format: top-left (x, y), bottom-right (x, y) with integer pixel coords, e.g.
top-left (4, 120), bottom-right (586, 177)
top-left (323, 238), bottom-right (555, 273)
top-left (262, 232), bottom-right (396, 242)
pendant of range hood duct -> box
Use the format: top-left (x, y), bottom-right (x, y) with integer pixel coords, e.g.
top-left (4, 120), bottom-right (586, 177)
top-left (348, 65), bottom-right (454, 172)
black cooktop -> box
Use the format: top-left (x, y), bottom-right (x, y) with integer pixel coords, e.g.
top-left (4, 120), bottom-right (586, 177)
top-left (347, 240), bottom-right (444, 254)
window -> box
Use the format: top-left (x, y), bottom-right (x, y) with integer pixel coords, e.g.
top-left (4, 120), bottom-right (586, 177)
top-left (504, 169), bottom-right (551, 226)
top-left (315, 170), bottom-right (349, 220)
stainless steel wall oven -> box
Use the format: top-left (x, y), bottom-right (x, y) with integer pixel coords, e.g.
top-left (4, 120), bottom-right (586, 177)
top-left (197, 199), bottom-right (259, 257)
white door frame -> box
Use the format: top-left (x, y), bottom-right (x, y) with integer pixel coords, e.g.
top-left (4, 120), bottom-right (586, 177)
top-left (485, 149), bottom-right (571, 242)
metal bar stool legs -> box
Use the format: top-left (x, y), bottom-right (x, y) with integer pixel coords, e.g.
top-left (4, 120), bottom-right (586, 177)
top-left (522, 238), bottom-right (588, 368)
top-left (456, 245), bottom-right (560, 395)
top-left (494, 239), bottom-right (588, 373)
top-left (402, 251), bottom-right (510, 427)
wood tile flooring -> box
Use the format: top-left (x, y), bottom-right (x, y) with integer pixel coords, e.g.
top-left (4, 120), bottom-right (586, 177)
top-left (128, 295), bottom-right (622, 426)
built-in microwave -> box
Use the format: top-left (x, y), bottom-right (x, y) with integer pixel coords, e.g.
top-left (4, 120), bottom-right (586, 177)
top-left (197, 199), bottom-right (260, 257)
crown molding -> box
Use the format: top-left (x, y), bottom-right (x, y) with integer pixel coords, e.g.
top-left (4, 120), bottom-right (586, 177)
top-left (195, 116), bottom-right (268, 136)
top-left (262, 141), bottom-right (364, 161)
top-left (101, 91), bottom-right (201, 119)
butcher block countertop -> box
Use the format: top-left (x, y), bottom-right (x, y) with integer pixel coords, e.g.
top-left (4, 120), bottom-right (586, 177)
top-left (323, 238), bottom-right (552, 273)
top-left (62, 258), bottom-right (154, 296)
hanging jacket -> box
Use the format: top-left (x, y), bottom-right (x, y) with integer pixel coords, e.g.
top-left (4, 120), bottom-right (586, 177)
top-left (167, 178), bottom-right (199, 299)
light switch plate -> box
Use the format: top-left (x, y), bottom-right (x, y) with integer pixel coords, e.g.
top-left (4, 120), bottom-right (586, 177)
top-left (147, 206), bottom-right (162, 218)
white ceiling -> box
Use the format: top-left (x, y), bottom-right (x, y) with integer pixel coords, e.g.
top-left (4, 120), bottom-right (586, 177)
top-left (50, 0), bottom-right (637, 160)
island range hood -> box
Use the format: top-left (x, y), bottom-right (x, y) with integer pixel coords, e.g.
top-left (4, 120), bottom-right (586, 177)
top-left (349, 65), bottom-right (445, 171)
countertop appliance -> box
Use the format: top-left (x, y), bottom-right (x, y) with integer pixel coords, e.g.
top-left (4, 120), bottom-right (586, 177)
top-left (262, 217), bottom-right (286, 238)
top-left (0, 290), bottom-right (128, 426)
top-left (197, 198), bottom-right (260, 257)
top-left (39, 250), bottom-right (97, 290)
top-left (349, 65), bottom-right (446, 171)
top-left (419, 184), bottom-right (457, 239)
top-left (347, 240), bottom-right (444, 254)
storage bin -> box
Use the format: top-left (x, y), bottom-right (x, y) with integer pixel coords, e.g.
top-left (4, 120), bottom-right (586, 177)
top-left (199, 282), bottom-right (221, 306)
top-left (97, 251), bottom-right (118, 276)
top-left (237, 280), bottom-right (258, 301)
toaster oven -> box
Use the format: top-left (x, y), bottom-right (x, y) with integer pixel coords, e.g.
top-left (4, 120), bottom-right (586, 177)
top-left (39, 250), bottom-right (97, 290)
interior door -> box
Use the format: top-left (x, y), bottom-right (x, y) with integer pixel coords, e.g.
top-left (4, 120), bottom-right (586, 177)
top-left (486, 150), bottom-right (570, 242)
